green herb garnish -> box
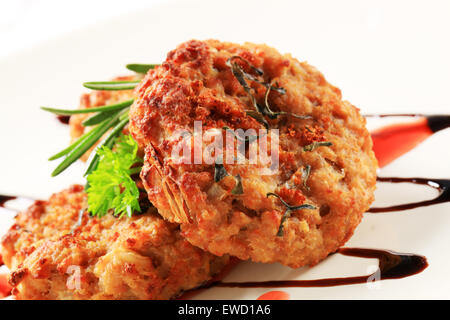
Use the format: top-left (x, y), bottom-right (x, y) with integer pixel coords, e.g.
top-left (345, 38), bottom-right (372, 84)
top-left (50, 109), bottom-right (128, 176)
top-left (84, 110), bottom-right (130, 177)
top-left (42, 63), bottom-right (160, 219)
top-left (226, 57), bottom-right (269, 128)
top-left (41, 99), bottom-right (134, 115)
top-left (262, 85), bottom-right (312, 120)
top-left (83, 81), bottom-right (140, 91)
top-left (303, 141), bottom-right (332, 152)
top-left (126, 64), bottom-right (158, 74)
top-left (86, 134), bottom-right (143, 218)
top-left (82, 110), bottom-right (120, 127)
top-left (42, 100), bottom-right (135, 176)
top-left (267, 192), bottom-right (316, 236)
top-left (226, 56), bottom-right (311, 126)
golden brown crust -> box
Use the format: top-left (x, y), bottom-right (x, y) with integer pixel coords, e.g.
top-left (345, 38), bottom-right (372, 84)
top-left (1, 186), bottom-right (228, 300)
top-left (130, 40), bottom-right (377, 267)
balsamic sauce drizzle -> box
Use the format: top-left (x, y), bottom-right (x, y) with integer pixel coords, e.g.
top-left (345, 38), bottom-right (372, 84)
top-left (56, 115), bottom-right (70, 125)
top-left (210, 248), bottom-right (427, 289)
top-left (368, 177), bottom-right (450, 213)
top-left (0, 195), bottom-right (16, 208)
top-left (0, 195), bottom-right (35, 211)
top-left (364, 113), bottom-right (427, 118)
top-left (364, 114), bottom-right (450, 133)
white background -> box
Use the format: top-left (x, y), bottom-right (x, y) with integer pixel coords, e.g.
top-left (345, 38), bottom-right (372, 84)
top-left (0, 0), bottom-right (164, 59)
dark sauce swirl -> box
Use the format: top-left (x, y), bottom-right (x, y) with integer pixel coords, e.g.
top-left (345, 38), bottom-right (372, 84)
top-left (56, 115), bottom-right (70, 125)
top-left (0, 195), bottom-right (16, 208)
top-left (368, 177), bottom-right (450, 213)
top-left (0, 195), bottom-right (35, 209)
top-left (364, 114), bottom-right (450, 133)
top-left (204, 248), bottom-right (427, 289)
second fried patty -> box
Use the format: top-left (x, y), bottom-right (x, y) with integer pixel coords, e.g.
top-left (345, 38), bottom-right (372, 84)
top-left (1, 185), bottom-right (228, 299)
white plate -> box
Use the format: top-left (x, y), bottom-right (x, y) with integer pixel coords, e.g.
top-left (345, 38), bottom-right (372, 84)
top-left (1, 0), bottom-right (449, 299)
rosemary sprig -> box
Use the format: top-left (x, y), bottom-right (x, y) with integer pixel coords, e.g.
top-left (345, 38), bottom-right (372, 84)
top-left (126, 64), bottom-right (158, 74)
top-left (303, 141), bottom-right (332, 152)
top-left (84, 110), bottom-right (130, 177)
top-left (46, 101), bottom-right (133, 161)
top-left (83, 81), bottom-right (140, 91)
top-left (41, 99), bottom-right (134, 115)
top-left (48, 129), bottom-right (92, 161)
top-left (51, 110), bottom-right (127, 177)
top-left (45, 80), bottom-right (136, 176)
top-left (82, 110), bottom-right (119, 126)
top-left (44, 99), bottom-right (134, 175)
top-left (267, 192), bottom-right (316, 236)
top-left (44, 62), bottom-right (161, 219)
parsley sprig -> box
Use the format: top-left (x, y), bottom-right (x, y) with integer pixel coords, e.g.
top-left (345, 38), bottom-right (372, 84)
top-left (86, 134), bottom-right (143, 218)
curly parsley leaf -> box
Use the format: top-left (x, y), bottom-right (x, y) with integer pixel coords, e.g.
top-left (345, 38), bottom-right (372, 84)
top-left (86, 134), bottom-right (143, 218)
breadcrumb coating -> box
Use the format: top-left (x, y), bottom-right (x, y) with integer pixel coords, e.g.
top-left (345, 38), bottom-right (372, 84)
top-left (130, 40), bottom-right (377, 267)
top-left (1, 186), bottom-right (228, 299)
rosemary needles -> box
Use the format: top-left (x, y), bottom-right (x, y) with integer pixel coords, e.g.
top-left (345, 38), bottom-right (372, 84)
top-left (40, 59), bottom-right (161, 176)
top-left (41, 88), bottom-right (135, 177)
top-left (267, 192), bottom-right (316, 236)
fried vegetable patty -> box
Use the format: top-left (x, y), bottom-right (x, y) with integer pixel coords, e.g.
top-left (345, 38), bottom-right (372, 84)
top-left (130, 40), bottom-right (377, 267)
top-left (1, 185), bottom-right (228, 299)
